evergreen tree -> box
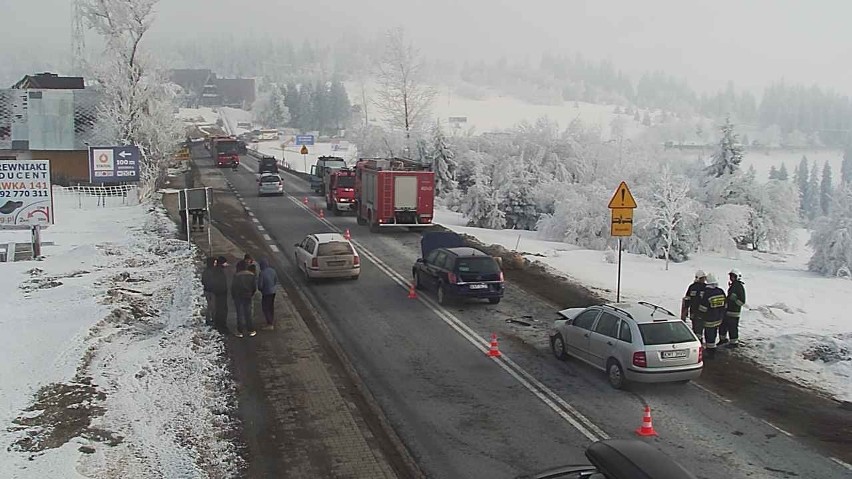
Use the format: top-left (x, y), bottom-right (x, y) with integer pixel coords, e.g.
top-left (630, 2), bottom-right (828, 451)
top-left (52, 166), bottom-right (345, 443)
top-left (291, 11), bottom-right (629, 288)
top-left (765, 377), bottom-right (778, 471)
top-left (805, 162), bottom-right (821, 220)
top-left (297, 82), bottom-right (315, 131)
top-left (633, 110), bottom-right (641, 122)
top-left (707, 117), bottom-right (744, 177)
top-left (794, 156), bottom-right (809, 212)
top-left (842, 145), bottom-right (852, 185)
top-left (312, 80), bottom-right (330, 133)
top-left (808, 185), bottom-right (852, 277)
top-left (768, 165), bottom-right (779, 180)
top-left (429, 124), bottom-right (457, 196)
top-left (642, 111), bottom-right (652, 126)
top-left (820, 161), bottom-right (833, 216)
top-left (284, 82), bottom-right (301, 127)
top-left (778, 162), bottom-right (789, 181)
top-left (328, 78), bottom-right (351, 132)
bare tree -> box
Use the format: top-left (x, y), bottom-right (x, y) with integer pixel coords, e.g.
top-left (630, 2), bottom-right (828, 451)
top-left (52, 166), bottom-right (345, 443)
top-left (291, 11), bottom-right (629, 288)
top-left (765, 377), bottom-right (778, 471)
top-left (649, 167), bottom-right (698, 270)
top-left (374, 28), bottom-right (436, 145)
top-left (81, 0), bottom-right (181, 198)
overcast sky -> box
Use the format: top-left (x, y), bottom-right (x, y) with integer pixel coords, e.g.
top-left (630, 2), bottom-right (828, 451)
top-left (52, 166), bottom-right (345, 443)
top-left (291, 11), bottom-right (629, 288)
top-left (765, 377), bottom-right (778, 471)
top-left (3, 0), bottom-right (850, 95)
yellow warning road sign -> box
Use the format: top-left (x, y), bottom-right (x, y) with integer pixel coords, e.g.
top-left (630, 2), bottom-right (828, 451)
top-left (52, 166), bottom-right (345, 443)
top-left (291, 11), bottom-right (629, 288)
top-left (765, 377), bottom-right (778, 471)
top-left (608, 181), bottom-right (637, 209)
top-left (300, 145), bottom-right (309, 155)
top-left (610, 208), bottom-right (634, 237)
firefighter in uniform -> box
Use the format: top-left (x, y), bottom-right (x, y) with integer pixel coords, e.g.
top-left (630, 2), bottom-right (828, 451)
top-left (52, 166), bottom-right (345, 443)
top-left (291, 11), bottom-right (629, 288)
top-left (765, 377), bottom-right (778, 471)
top-left (719, 269), bottom-right (746, 348)
top-left (698, 274), bottom-right (727, 359)
top-left (681, 270), bottom-right (707, 340)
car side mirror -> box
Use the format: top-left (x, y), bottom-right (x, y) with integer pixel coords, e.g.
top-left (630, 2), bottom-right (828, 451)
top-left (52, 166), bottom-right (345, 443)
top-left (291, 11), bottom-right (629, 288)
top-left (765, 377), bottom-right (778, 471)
top-left (416, 258), bottom-right (424, 264)
top-left (294, 243), bottom-right (300, 248)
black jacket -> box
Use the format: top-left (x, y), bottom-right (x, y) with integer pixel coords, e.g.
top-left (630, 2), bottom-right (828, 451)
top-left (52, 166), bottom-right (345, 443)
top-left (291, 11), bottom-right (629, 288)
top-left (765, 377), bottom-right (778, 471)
top-left (699, 285), bottom-right (727, 327)
top-left (682, 282), bottom-right (706, 319)
top-left (205, 267), bottom-right (228, 295)
top-left (231, 270), bottom-right (257, 299)
top-left (726, 280), bottom-right (746, 317)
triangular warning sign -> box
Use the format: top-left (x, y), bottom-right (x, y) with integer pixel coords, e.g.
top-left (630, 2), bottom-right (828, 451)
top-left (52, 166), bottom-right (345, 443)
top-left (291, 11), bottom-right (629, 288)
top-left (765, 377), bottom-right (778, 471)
top-left (608, 181), bottom-right (637, 209)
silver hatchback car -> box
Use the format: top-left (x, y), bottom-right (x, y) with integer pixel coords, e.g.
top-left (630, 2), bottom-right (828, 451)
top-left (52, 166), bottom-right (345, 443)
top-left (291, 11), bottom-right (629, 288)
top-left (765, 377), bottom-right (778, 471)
top-left (257, 173), bottom-right (284, 196)
top-left (549, 302), bottom-right (703, 389)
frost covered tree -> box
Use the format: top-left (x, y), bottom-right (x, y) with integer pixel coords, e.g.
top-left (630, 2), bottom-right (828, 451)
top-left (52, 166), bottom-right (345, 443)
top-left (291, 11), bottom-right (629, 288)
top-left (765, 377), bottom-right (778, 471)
top-left (646, 167), bottom-right (698, 269)
top-left (768, 165), bottom-right (779, 180)
top-left (429, 123), bottom-right (457, 196)
top-left (374, 28), bottom-right (436, 141)
top-left (81, 0), bottom-right (182, 198)
top-left (805, 161), bottom-right (821, 220)
top-left (462, 161), bottom-right (505, 229)
top-left (808, 185), bottom-right (852, 277)
top-left (253, 83), bottom-right (290, 128)
top-left (820, 161), bottom-right (833, 216)
top-left (842, 145), bottom-right (852, 185)
top-left (794, 156), bottom-right (810, 213)
top-left (778, 162), bottom-right (789, 181)
top-left (706, 117), bottom-right (744, 177)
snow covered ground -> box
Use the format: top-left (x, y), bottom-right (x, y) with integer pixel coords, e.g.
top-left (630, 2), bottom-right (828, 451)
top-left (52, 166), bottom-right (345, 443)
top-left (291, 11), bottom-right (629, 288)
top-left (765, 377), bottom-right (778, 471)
top-left (177, 107), bottom-right (219, 126)
top-left (0, 194), bottom-right (241, 478)
top-left (434, 208), bottom-right (852, 402)
top-left (252, 140), bottom-right (357, 174)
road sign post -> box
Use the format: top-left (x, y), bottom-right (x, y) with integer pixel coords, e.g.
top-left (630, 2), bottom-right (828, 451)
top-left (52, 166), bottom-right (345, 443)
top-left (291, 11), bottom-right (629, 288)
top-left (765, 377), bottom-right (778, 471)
top-left (300, 145), bottom-right (309, 172)
top-left (608, 181), bottom-right (637, 302)
top-left (88, 145), bottom-right (141, 183)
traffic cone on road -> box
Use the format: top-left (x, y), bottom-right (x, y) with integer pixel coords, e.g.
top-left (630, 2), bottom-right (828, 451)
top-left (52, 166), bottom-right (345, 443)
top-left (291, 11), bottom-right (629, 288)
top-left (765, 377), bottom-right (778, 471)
top-left (487, 333), bottom-right (502, 358)
top-left (303, 196), bottom-right (308, 205)
top-left (635, 405), bottom-right (658, 437)
top-left (407, 283), bottom-right (417, 299)
top-left (319, 208), bottom-right (325, 219)
top-left (344, 229), bottom-right (351, 240)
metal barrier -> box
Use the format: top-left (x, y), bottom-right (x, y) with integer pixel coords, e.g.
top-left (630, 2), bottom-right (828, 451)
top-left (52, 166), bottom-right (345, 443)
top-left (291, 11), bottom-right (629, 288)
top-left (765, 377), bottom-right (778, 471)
top-left (52, 185), bottom-right (140, 209)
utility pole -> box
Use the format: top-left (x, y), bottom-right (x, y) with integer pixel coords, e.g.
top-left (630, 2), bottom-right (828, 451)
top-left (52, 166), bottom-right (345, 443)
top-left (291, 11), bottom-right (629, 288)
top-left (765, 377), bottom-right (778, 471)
top-left (71, 0), bottom-right (86, 76)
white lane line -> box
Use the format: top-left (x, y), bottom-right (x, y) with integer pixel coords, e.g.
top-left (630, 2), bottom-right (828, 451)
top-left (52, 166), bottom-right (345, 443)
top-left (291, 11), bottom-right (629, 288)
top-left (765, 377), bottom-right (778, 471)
top-left (269, 244), bottom-right (280, 253)
top-left (262, 233), bottom-right (272, 241)
top-left (761, 419), bottom-right (794, 437)
top-left (252, 218), bottom-right (260, 224)
top-left (831, 457), bottom-right (852, 471)
top-left (257, 225), bottom-right (266, 232)
top-left (280, 193), bottom-right (607, 442)
top-left (692, 383), bottom-right (732, 403)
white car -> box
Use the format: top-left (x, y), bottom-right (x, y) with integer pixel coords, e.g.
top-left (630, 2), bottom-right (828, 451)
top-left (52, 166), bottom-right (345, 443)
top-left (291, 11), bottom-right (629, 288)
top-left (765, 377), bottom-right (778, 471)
top-left (257, 173), bottom-right (284, 196)
top-left (549, 302), bottom-right (703, 389)
top-left (294, 233), bottom-right (360, 281)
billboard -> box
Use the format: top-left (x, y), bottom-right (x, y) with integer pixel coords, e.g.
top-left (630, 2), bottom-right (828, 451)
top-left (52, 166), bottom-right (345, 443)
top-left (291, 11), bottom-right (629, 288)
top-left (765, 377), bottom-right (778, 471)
top-left (89, 145), bottom-right (141, 183)
top-left (0, 159), bottom-right (53, 227)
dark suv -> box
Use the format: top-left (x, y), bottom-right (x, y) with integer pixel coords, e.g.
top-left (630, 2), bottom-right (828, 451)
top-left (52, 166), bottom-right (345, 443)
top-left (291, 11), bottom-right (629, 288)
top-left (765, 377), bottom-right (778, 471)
top-left (412, 232), bottom-right (504, 305)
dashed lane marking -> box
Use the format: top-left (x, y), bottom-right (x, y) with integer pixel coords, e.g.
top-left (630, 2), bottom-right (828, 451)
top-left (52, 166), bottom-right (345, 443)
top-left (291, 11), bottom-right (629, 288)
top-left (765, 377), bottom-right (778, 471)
top-left (761, 419), bottom-right (794, 437)
top-left (830, 457), bottom-right (852, 471)
top-left (262, 233), bottom-right (272, 241)
top-left (692, 383), bottom-right (732, 403)
top-left (269, 244), bottom-right (280, 253)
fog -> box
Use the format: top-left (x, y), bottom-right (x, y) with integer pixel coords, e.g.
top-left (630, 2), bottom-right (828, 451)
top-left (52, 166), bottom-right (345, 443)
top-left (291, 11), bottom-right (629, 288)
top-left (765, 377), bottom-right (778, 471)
top-left (2, 0), bottom-right (851, 94)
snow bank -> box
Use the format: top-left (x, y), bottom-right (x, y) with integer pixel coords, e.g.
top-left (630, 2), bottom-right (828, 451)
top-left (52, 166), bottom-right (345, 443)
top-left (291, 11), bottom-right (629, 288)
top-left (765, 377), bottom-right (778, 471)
top-left (435, 209), bottom-right (852, 402)
top-left (252, 141), bottom-right (357, 174)
top-left (0, 198), bottom-right (241, 477)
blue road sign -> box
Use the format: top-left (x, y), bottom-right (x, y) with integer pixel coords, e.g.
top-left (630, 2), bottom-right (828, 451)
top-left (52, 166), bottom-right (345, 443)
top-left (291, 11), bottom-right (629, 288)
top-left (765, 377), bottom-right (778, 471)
top-left (295, 135), bottom-right (315, 146)
top-left (89, 145), bottom-right (141, 183)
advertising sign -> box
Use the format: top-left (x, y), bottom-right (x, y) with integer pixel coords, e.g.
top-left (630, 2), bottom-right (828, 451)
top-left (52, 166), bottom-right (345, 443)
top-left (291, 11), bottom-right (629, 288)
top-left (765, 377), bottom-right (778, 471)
top-left (295, 135), bottom-right (315, 146)
top-left (0, 159), bottom-right (53, 227)
top-left (89, 145), bottom-right (141, 183)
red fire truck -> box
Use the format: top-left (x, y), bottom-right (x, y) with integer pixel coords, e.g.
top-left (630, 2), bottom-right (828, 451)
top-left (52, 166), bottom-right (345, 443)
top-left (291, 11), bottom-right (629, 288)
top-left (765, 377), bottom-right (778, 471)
top-left (354, 158), bottom-right (435, 232)
top-left (211, 137), bottom-right (240, 168)
top-left (325, 168), bottom-right (356, 215)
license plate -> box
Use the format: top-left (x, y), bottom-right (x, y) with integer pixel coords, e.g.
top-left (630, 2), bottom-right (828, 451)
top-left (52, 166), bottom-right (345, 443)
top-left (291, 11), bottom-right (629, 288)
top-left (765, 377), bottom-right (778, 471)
top-left (469, 283), bottom-right (487, 290)
top-left (662, 350), bottom-right (688, 359)
top-left (327, 261), bottom-right (345, 266)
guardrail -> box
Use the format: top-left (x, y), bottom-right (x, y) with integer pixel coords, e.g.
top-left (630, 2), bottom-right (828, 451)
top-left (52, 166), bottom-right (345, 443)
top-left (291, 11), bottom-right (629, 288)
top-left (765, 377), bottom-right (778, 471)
top-left (247, 148), bottom-right (312, 182)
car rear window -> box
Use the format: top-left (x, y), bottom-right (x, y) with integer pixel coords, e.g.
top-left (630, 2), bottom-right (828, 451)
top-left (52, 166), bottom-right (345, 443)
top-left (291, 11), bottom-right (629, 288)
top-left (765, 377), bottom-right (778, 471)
top-left (317, 241), bottom-right (354, 256)
top-left (260, 175), bottom-right (280, 183)
top-left (638, 322), bottom-right (696, 345)
top-left (455, 257), bottom-right (500, 274)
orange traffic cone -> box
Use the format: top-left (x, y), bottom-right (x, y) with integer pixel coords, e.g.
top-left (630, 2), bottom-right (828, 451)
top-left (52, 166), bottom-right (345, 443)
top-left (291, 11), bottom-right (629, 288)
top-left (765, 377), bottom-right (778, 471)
top-left (303, 196), bottom-right (308, 205)
top-left (344, 229), bottom-right (351, 240)
top-left (407, 283), bottom-right (417, 299)
top-left (635, 405), bottom-right (658, 437)
top-left (319, 208), bottom-right (325, 219)
top-left (487, 333), bottom-right (502, 358)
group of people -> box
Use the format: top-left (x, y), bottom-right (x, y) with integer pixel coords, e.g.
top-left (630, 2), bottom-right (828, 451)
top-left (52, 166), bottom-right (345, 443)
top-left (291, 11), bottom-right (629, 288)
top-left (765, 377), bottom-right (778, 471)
top-left (201, 253), bottom-right (280, 338)
top-left (681, 268), bottom-right (747, 359)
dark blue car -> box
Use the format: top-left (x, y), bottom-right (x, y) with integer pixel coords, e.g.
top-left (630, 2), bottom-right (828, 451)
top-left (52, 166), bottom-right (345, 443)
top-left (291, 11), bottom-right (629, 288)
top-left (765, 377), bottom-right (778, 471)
top-left (412, 232), bottom-right (504, 305)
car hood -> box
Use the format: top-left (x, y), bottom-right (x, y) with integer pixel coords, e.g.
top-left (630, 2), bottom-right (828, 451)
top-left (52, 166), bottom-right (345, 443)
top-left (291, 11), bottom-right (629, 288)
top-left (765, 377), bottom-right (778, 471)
top-left (420, 232), bottom-right (465, 259)
top-left (556, 307), bottom-right (586, 321)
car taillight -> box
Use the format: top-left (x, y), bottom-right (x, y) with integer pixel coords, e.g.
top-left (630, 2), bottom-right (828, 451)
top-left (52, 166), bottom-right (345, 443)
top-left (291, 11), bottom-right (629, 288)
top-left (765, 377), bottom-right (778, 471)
top-left (698, 346), bottom-right (704, 363)
top-left (311, 258), bottom-right (318, 268)
top-left (499, 271), bottom-right (504, 282)
top-left (632, 351), bottom-right (647, 368)
top-left (353, 256), bottom-right (360, 266)
top-left (448, 272), bottom-right (458, 284)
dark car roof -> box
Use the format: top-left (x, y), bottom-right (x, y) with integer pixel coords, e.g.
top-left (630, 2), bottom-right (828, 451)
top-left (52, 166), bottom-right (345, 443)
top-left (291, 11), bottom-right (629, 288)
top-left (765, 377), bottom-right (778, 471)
top-left (421, 231), bottom-right (465, 258)
top-left (586, 439), bottom-right (697, 479)
top-left (445, 247), bottom-right (489, 257)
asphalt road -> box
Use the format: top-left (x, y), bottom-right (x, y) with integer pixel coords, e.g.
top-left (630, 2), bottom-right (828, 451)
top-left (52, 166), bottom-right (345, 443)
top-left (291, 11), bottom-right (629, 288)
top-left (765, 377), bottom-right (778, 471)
top-left (221, 153), bottom-right (851, 479)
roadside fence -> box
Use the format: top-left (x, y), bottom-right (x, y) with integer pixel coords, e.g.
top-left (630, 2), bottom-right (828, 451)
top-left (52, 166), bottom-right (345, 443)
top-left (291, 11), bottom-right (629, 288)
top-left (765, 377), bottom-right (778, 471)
top-left (52, 185), bottom-right (140, 210)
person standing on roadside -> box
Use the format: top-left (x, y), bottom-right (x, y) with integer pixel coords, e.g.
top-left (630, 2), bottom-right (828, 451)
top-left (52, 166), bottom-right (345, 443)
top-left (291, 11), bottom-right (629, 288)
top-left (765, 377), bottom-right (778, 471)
top-left (210, 256), bottom-right (230, 334)
top-left (681, 270), bottom-right (707, 341)
top-left (257, 258), bottom-right (279, 331)
top-left (720, 269), bottom-right (747, 348)
top-left (231, 260), bottom-right (258, 337)
top-left (201, 257), bottom-right (217, 326)
top-left (698, 274), bottom-right (727, 359)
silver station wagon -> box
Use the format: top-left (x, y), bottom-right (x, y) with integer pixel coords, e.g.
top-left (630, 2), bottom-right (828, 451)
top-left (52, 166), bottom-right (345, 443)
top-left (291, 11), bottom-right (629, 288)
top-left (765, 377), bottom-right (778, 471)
top-left (549, 302), bottom-right (703, 389)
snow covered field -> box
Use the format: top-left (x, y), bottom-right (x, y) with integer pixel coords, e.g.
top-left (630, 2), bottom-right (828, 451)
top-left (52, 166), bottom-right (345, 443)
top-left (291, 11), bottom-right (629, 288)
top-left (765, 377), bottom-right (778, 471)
top-left (0, 195), bottom-right (241, 478)
top-left (434, 208), bottom-right (852, 402)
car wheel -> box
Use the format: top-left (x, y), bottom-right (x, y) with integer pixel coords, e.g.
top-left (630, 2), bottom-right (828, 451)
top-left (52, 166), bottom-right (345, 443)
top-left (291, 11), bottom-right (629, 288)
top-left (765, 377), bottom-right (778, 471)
top-left (303, 264), bottom-right (312, 283)
top-left (350, 275), bottom-right (359, 280)
top-left (551, 334), bottom-right (568, 360)
top-left (413, 271), bottom-right (423, 290)
top-left (488, 297), bottom-right (501, 304)
top-left (333, 207), bottom-right (342, 216)
top-left (437, 283), bottom-right (450, 305)
top-left (607, 359), bottom-right (627, 390)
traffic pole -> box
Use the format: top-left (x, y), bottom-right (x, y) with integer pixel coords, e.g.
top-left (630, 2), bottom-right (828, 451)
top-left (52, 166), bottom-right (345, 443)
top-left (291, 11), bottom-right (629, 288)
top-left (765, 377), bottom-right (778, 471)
top-left (303, 154), bottom-right (307, 173)
top-left (616, 238), bottom-right (622, 302)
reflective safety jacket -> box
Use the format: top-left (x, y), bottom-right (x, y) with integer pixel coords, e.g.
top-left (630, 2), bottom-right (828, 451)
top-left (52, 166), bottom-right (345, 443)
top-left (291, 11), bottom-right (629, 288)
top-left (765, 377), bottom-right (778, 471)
top-left (727, 280), bottom-right (746, 318)
top-left (698, 286), bottom-right (727, 327)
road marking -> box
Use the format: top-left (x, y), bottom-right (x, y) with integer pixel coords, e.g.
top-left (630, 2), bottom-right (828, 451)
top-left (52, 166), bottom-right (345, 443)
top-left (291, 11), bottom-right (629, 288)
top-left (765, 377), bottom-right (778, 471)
top-left (280, 193), bottom-right (608, 442)
top-left (257, 225), bottom-right (266, 233)
top-left (830, 457), bottom-right (852, 471)
top-left (692, 383), bottom-right (732, 403)
top-left (761, 419), bottom-right (794, 437)
top-left (252, 218), bottom-right (260, 224)
top-left (262, 233), bottom-right (272, 241)
top-left (269, 244), bottom-right (280, 253)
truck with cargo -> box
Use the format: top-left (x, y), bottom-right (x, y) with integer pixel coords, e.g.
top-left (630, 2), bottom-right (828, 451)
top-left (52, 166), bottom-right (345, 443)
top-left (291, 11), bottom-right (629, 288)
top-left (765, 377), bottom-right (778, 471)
top-left (324, 168), bottom-right (356, 215)
top-left (310, 156), bottom-right (347, 194)
top-left (211, 137), bottom-right (240, 168)
top-left (354, 158), bottom-right (435, 232)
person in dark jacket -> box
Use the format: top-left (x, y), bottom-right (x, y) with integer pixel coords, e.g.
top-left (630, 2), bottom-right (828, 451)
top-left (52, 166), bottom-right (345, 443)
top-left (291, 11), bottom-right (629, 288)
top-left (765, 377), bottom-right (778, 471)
top-left (231, 260), bottom-right (257, 337)
top-left (201, 257), bottom-right (217, 326)
top-left (720, 269), bottom-right (747, 348)
top-left (210, 256), bottom-right (230, 333)
top-left (698, 274), bottom-right (727, 359)
top-left (681, 270), bottom-right (706, 338)
top-left (257, 258), bottom-right (279, 330)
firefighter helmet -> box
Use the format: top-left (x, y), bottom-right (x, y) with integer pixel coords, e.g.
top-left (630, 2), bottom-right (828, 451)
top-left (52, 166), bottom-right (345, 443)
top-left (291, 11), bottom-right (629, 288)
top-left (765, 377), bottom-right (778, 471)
top-left (706, 274), bottom-right (718, 286)
top-left (694, 269), bottom-right (707, 280)
top-left (729, 269), bottom-right (742, 281)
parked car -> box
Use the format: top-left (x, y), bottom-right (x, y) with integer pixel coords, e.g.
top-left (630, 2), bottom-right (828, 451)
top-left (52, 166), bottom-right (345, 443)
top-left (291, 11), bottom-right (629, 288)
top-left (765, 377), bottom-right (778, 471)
top-left (516, 439), bottom-right (697, 479)
top-left (549, 302), bottom-right (703, 389)
top-left (294, 233), bottom-right (360, 281)
top-left (412, 232), bottom-right (504, 305)
top-left (257, 173), bottom-right (284, 196)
